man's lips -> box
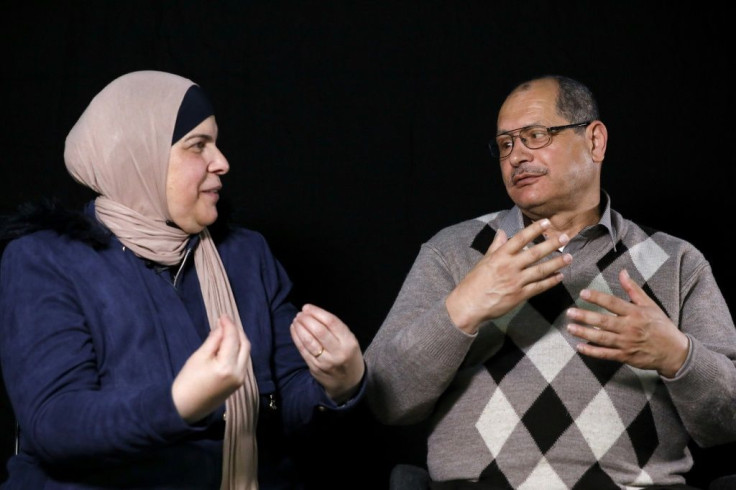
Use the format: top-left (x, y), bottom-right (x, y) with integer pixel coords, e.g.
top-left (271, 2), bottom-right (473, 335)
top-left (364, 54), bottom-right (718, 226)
top-left (511, 165), bottom-right (548, 186)
top-left (512, 172), bottom-right (544, 186)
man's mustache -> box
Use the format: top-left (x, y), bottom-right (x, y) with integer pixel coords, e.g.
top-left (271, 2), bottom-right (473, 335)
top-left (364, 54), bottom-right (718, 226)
top-left (510, 164), bottom-right (548, 184)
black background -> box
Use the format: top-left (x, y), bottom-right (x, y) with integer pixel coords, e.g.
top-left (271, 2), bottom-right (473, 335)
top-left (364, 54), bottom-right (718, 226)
top-left (3, 1), bottom-right (735, 488)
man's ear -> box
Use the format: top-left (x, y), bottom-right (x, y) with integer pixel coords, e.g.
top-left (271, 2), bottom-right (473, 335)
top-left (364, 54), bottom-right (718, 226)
top-left (589, 120), bottom-right (607, 163)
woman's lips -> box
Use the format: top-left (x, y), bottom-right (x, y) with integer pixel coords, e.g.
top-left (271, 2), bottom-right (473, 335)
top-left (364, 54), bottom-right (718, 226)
top-left (201, 187), bottom-right (221, 200)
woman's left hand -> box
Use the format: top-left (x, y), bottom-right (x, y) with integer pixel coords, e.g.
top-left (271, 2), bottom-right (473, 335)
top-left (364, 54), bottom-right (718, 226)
top-left (290, 304), bottom-right (365, 404)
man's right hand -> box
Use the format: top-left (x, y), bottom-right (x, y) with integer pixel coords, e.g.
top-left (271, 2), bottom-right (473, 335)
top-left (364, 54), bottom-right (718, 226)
top-left (445, 218), bottom-right (572, 334)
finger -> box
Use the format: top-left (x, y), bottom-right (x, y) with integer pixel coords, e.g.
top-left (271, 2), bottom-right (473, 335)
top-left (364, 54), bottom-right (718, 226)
top-left (574, 340), bottom-right (621, 361)
top-left (290, 323), bottom-right (321, 363)
top-left (519, 232), bottom-right (570, 268)
top-left (567, 322), bottom-right (616, 346)
top-left (224, 312), bottom-right (247, 343)
top-left (218, 313), bottom-right (244, 344)
top-left (301, 304), bottom-right (338, 328)
top-left (577, 286), bottom-right (634, 317)
top-left (289, 323), bottom-right (310, 356)
top-left (566, 307), bottom-right (619, 333)
top-left (520, 269), bottom-right (565, 298)
top-left (201, 321), bottom-right (225, 356)
top-left (485, 228), bottom-right (508, 255)
top-left (217, 313), bottom-right (234, 330)
top-left (504, 218), bottom-right (551, 254)
top-left (290, 318), bottom-right (315, 347)
top-left (618, 269), bottom-right (654, 307)
top-left (523, 252), bottom-right (571, 284)
top-left (233, 321), bottom-right (250, 366)
top-left (216, 314), bottom-right (242, 362)
top-left (291, 313), bottom-right (328, 354)
top-left (298, 305), bottom-right (341, 343)
top-left (220, 313), bottom-right (250, 367)
top-left (289, 322), bottom-right (305, 351)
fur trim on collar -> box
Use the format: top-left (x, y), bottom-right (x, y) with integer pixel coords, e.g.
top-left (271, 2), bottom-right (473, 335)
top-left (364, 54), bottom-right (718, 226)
top-left (0, 198), bottom-right (110, 250)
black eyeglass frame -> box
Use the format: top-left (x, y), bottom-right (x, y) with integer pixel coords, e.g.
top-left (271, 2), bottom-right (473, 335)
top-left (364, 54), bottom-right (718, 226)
top-left (488, 121), bottom-right (592, 159)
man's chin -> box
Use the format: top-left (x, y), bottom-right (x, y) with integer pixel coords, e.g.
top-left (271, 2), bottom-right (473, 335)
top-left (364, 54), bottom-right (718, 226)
top-left (509, 188), bottom-right (544, 208)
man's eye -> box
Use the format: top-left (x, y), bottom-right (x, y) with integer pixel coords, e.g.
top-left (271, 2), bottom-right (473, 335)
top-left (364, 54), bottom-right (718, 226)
top-left (528, 130), bottom-right (548, 140)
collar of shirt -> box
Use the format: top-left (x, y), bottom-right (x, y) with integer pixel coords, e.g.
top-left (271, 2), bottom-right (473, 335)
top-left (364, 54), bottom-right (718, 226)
top-left (497, 190), bottom-right (618, 252)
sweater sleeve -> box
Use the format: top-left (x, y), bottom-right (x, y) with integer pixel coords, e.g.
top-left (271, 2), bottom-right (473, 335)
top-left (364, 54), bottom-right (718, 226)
top-left (364, 240), bottom-right (478, 425)
top-left (663, 260), bottom-right (736, 446)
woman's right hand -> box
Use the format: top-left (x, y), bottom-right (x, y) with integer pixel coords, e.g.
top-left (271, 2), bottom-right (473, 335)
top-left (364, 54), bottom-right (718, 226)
top-left (171, 313), bottom-right (249, 423)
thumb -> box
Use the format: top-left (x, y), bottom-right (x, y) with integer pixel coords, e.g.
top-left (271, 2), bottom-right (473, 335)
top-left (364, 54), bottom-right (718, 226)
top-left (200, 321), bottom-right (225, 355)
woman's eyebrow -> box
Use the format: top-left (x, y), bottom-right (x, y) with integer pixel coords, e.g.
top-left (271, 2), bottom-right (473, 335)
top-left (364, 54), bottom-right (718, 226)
top-left (183, 133), bottom-right (215, 142)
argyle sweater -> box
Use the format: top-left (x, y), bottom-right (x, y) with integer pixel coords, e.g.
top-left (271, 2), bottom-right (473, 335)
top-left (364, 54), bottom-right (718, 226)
top-left (364, 202), bottom-right (736, 489)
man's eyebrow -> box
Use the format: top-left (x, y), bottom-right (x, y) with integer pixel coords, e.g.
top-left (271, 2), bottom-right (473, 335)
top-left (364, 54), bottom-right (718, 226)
top-left (496, 124), bottom-right (544, 136)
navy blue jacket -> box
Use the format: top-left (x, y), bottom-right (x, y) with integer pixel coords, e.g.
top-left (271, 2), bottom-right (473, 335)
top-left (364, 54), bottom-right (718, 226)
top-left (0, 202), bottom-right (363, 489)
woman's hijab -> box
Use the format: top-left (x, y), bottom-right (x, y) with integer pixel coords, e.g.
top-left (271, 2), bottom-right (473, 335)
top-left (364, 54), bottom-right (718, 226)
top-left (64, 70), bottom-right (259, 490)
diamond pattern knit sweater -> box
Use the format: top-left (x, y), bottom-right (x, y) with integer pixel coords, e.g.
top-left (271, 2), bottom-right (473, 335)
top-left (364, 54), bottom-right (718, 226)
top-left (365, 202), bottom-right (736, 489)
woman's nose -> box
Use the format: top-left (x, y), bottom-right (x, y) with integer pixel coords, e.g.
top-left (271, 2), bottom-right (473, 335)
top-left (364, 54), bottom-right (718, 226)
top-left (209, 146), bottom-right (229, 174)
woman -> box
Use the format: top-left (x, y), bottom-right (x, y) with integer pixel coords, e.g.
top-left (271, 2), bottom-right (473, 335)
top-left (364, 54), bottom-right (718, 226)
top-left (0, 71), bottom-right (365, 489)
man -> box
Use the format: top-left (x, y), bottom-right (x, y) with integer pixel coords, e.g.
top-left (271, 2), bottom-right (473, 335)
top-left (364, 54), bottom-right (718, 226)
top-left (363, 75), bottom-right (736, 489)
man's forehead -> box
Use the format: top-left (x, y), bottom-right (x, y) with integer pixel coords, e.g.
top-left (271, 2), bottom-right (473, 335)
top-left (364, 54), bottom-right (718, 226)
top-left (498, 91), bottom-right (556, 129)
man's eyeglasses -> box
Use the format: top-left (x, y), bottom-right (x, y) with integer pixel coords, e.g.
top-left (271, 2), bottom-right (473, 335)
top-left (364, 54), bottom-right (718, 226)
top-left (488, 121), bottom-right (591, 159)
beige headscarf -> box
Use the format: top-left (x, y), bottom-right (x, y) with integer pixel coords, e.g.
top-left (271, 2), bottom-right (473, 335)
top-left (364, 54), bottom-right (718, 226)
top-left (63, 70), bottom-right (259, 490)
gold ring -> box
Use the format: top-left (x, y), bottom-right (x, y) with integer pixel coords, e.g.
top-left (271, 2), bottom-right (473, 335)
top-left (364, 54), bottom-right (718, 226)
top-left (313, 346), bottom-right (324, 358)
